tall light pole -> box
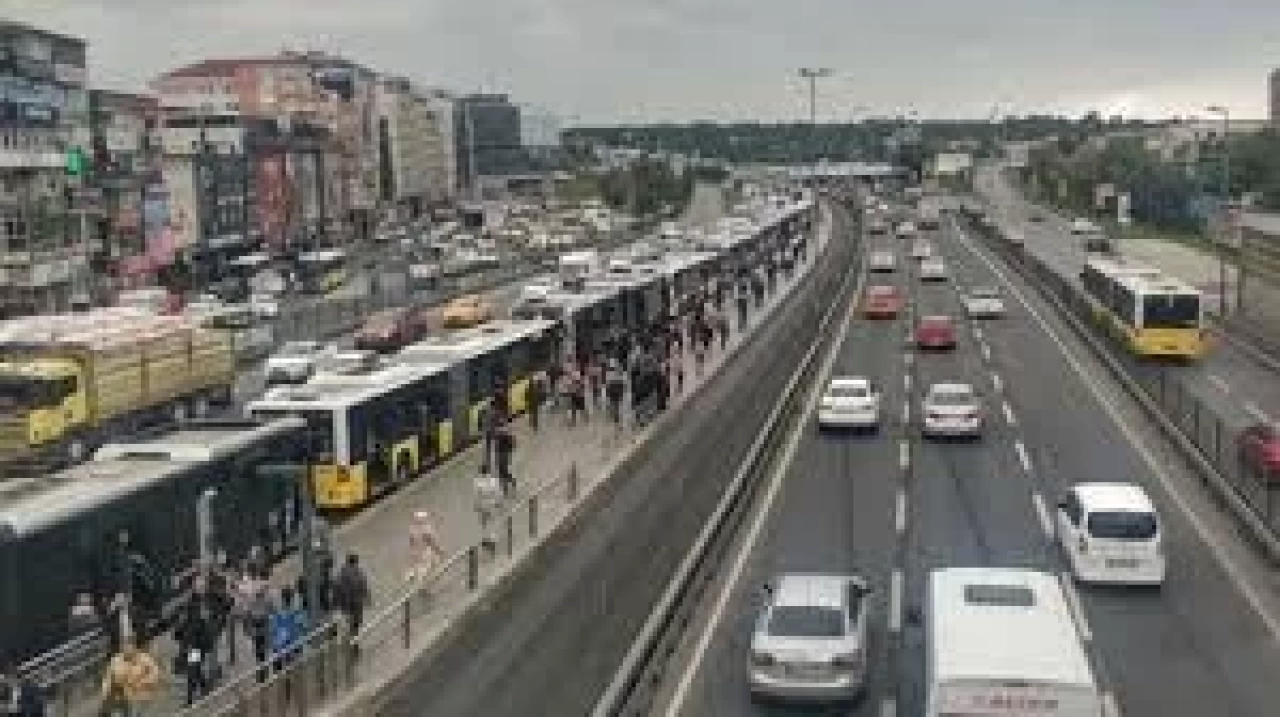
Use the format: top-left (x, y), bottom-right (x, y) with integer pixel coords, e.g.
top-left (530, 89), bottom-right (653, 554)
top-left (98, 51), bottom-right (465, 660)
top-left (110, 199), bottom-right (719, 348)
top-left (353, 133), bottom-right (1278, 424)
top-left (797, 68), bottom-right (833, 185)
top-left (1206, 105), bottom-right (1231, 315)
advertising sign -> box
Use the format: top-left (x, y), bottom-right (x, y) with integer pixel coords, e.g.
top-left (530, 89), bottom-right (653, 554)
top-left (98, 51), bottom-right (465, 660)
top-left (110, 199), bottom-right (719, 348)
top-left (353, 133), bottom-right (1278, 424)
top-left (254, 154), bottom-right (289, 251)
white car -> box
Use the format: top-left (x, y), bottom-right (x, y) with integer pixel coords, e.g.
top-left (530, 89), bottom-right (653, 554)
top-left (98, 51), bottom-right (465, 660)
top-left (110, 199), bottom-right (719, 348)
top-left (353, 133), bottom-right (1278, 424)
top-left (910, 241), bottom-right (933, 260)
top-left (868, 250), bottom-right (896, 272)
top-left (818, 377), bottom-right (881, 431)
top-left (1069, 218), bottom-right (1101, 235)
top-left (919, 258), bottom-right (947, 281)
top-left (248, 293), bottom-right (280, 320)
top-left (867, 219), bottom-right (889, 235)
top-left (1056, 483), bottom-right (1165, 586)
top-left (895, 221), bottom-right (917, 238)
top-left (265, 340), bottom-right (325, 384)
top-left (964, 287), bottom-right (1006, 318)
top-left (921, 382), bottom-right (983, 439)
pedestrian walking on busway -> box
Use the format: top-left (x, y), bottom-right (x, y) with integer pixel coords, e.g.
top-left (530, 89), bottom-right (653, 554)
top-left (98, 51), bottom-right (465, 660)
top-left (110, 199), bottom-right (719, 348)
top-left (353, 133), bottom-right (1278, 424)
top-left (586, 357), bottom-right (603, 408)
top-left (268, 587), bottom-right (306, 673)
top-left (562, 369), bottom-right (587, 426)
top-left (629, 355), bottom-right (649, 427)
top-left (406, 511), bottom-right (445, 584)
top-left (98, 637), bottom-right (161, 717)
top-left (493, 423), bottom-right (517, 497)
top-left (473, 468), bottom-right (504, 554)
top-left (735, 285), bottom-right (750, 329)
top-left (478, 393), bottom-right (503, 474)
top-left (1, 667), bottom-right (47, 717)
top-left (233, 568), bottom-right (273, 683)
top-left (751, 272), bottom-right (765, 307)
top-left (605, 360), bottom-right (627, 426)
top-left (714, 309), bottom-right (730, 351)
top-left (332, 554), bottom-right (372, 643)
top-left (174, 602), bottom-right (217, 706)
top-left (546, 360), bottom-right (565, 414)
top-left (68, 591), bottom-right (102, 639)
top-left (526, 371), bottom-right (548, 432)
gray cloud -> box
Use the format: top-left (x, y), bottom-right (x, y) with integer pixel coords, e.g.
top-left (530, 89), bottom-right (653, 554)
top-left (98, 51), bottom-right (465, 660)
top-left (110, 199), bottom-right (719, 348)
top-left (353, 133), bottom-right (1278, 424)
top-left (1, 0), bottom-right (1275, 123)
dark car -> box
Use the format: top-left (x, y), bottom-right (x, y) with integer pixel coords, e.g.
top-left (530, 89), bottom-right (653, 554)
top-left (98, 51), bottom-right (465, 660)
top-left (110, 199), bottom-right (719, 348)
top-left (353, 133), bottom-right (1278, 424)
top-left (353, 307), bottom-right (427, 353)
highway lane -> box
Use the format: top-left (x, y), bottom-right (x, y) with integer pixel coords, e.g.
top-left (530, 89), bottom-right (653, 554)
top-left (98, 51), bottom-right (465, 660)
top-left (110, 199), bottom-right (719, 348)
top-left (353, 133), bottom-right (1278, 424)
top-left (975, 166), bottom-right (1280, 428)
top-left (937, 216), bottom-right (1280, 717)
top-left (660, 214), bottom-right (1280, 717)
top-left (657, 227), bottom-right (905, 717)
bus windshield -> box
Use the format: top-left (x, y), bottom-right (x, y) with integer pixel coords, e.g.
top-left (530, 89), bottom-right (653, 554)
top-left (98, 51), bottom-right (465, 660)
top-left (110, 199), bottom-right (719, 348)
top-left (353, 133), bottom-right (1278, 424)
top-left (1142, 294), bottom-right (1199, 329)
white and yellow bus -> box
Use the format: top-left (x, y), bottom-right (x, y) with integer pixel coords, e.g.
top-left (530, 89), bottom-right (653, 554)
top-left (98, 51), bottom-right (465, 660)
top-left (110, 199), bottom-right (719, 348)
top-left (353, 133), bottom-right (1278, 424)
top-left (1079, 256), bottom-right (1204, 360)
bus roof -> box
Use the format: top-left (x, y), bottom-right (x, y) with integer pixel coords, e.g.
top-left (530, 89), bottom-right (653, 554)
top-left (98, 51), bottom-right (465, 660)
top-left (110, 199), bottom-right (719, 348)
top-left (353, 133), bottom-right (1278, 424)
top-left (396, 319), bottom-right (553, 366)
top-left (929, 567), bottom-right (1095, 686)
top-left (1084, 256), bottom-right (1199, 296)
top-left (250, 361), bottom-right (448, 413)
top-left (0, 418), bottom-right (305, 539)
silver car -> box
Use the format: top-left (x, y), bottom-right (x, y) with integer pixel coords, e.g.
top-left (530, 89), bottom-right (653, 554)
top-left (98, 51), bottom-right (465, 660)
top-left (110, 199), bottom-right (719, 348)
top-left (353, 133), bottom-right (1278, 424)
top-left (922, 382), bottom-right (983, 439)
top-left (748, 573), bottom-right (871, 703)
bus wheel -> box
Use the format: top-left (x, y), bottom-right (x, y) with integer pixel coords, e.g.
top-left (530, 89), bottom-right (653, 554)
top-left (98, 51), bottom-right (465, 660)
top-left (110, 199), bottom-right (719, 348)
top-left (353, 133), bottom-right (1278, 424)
top-left (395, 453), bottom-right (414, 484)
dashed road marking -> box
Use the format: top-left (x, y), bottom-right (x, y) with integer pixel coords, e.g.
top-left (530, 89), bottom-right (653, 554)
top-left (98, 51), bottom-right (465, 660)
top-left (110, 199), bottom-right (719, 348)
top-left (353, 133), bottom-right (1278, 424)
top-left (1002, 401), bottom-right (1017, 426)
top-left (904, 373), bottom-right (912, 392)
top-left (1059, 571), bottom-right (1093, 643)
top-left (1208, 373), bottom-right (1231, 394)
top-left (895, 488), bottom-right (908, 535)
top-left (881, 697), bottom-right (897, 717)
top-left (889, 569), bottom-right (904, 633)
top-left (991, 372), bottom-right (1003, 392)
top-left (1014, 440), bottom-right (1033, 472)
top-left (902, 402), bottom-right (911, 425)
top-left (1245, 401), bottom-right (1271, 424)
top-left (1032, 491), bottom-right (1054, 538)
top-left (899, 440), bottom-right (911, 470)
top-left (973, 327), bottom-right (985, 341)
top-left (904, 351), bottom-right (914, 367)
top-left (980, 341), bottom-right (993, 362)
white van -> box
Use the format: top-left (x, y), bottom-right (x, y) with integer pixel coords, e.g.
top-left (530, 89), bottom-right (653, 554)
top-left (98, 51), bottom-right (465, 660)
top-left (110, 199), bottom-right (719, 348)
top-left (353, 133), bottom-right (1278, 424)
top-left (1056, 483), bottom-right (1165, 586)
top-left (927, 567), bottom-right (1102, 717)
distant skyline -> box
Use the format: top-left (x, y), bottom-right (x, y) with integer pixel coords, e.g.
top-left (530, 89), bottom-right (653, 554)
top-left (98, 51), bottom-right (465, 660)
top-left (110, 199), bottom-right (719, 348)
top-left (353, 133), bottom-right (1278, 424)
top-left (1, 0), bottom-right (1275, 124)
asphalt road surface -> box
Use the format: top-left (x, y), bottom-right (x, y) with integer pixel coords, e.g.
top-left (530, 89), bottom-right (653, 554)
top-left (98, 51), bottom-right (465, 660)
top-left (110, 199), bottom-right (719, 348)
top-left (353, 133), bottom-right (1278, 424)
top-left (656, 212), bottom-right (1280, 717)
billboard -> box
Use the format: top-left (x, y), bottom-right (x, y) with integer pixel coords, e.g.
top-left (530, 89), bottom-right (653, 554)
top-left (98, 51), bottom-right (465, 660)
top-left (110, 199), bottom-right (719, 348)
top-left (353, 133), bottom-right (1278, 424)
top-left (254, 154), bottom-right (289, 252)
top-left (142, 179), bottom-right (176, 266)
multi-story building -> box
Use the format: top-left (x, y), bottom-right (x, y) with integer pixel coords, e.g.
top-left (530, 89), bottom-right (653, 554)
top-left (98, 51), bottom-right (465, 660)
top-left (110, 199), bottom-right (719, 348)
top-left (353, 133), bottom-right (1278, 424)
top-left (424, 89), bottom-right (459, 203)
top-left (375, 76), bottom-right (450, 221)
top-left (1270, 69), bottom-right (1280, 128)
top-left (0, 20), bottom-right (90, 316)
top-left (153, 50), bottom-right (379, 246)
top-left (454, 94), bottom-right (525, 194)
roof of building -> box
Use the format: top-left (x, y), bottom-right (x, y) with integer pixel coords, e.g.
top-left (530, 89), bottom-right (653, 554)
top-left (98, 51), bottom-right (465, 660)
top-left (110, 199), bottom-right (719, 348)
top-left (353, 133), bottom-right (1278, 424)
top-left (158, 51), bottom-right (371, 81)
top-left (0, 19), bottom-right (85, 47)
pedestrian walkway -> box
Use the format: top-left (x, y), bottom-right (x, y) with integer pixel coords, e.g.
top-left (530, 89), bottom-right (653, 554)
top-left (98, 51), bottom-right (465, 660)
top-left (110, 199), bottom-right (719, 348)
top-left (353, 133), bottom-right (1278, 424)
top-left (166, 205), bottom-right (831, 717)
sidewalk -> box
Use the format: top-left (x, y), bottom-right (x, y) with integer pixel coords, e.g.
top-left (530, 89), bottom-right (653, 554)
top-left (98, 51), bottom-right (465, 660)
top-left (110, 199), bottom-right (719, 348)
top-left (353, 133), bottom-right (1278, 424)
top-left (175, 207), bottom-right (829, 717)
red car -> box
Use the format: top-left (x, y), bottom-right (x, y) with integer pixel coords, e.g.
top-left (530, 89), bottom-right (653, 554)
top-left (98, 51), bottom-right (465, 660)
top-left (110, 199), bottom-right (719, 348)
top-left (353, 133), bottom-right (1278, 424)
top-left (863, 285), bottom-right (903, 319)
top-left (915, 315), bottom-right (957, 350)
top-left (1238, 424), bottom-right (1280, 484)
top-left (354, 307), bottom-right (428, 353)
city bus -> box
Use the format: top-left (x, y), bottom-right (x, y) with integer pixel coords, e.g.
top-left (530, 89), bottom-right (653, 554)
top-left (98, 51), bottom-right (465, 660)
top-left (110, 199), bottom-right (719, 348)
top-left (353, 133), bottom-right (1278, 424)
top-left (0, 418), bottom-right (306, 668)
top-left (247, 319), bottom-right (555, 510)
top-left (1079, 256), bottom-right (1205, 359)
top-left (926, 567), bottom-right (1102, 717)
top-left (295, 249), bottom-right (349, 294)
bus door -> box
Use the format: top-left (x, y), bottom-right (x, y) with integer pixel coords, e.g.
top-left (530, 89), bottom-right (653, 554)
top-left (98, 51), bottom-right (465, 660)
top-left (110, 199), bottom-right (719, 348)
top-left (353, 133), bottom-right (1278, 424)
top-left (416, 375), bottom-right (451, 466)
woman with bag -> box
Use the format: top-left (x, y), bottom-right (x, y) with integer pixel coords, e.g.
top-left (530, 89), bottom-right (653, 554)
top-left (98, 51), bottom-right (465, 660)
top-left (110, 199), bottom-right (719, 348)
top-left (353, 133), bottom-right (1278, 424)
top-left (474, 470), bottom-right (503, 554)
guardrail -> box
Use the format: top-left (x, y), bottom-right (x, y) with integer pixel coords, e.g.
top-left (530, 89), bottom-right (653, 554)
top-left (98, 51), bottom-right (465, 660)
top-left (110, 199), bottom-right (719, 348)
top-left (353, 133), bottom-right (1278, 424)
top-left (962, 210), bottom-right (1280, 562)
top-left (171, 199), bottom-right (846, 717)
top-left (592, 200), bottom-right (863, 716)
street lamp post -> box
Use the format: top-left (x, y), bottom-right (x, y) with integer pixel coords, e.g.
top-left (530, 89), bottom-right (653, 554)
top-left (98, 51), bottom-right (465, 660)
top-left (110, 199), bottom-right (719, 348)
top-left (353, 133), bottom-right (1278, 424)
top-left (797, 68), bottom-right (833, 185)
top-left (1205, 105), bottom-right (1230, 315)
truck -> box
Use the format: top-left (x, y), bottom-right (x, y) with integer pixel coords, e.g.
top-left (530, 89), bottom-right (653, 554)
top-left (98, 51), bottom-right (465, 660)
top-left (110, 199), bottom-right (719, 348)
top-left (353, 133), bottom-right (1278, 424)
top-left (0, 308), bottom-right (236, 470)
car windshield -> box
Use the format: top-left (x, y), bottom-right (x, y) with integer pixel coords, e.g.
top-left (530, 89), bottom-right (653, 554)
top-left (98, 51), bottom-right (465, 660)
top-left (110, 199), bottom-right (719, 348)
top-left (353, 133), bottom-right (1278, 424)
top-left (829, 384), bottom-right (868, 398)
top-left (767, 605), bottom-right (845, 638)
top-left (1142, 294), bottom-right (1199, 329)
top-left (279, 343), bottom-right (318, 357)
top-left (1087, 511), bottom-right (1159, 540)
top-left (930, 388), bottom-right (974, 405)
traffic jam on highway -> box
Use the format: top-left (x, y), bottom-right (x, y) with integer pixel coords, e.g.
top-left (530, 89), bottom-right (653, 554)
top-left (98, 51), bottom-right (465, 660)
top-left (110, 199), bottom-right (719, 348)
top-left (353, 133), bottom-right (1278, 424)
top-left (648, 187), bottom-right (1280, 717)
top-left (0, 188), bottom-right (819, 693)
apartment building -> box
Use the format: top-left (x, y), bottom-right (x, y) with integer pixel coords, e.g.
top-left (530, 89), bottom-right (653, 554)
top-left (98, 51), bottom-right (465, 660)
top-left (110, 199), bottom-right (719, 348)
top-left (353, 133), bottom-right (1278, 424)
top-left (375, 76), bottom-right (452, 221)
top-left (0, 20), bottom-right (89, 316)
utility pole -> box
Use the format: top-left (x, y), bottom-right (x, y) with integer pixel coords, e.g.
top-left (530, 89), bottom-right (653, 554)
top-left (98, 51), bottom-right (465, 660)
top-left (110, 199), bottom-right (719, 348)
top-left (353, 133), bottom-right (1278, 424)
top-left (1206, 105), bottom-right (1231, 315)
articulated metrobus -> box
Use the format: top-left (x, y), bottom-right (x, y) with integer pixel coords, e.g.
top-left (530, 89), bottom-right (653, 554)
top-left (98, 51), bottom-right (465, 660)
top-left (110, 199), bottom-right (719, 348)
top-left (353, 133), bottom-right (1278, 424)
top-left (927, 567), bottom-right (1102, 717)
top-left (247, 319), bottom-right (554, 510)
top-left (1078, 256), bottom-right (1204, 359)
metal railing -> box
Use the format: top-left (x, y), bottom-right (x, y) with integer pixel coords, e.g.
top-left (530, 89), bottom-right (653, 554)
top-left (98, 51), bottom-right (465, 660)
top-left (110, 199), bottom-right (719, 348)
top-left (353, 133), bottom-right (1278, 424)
top-left (963, 211), bottom-right (1280, 556)
top-left (173, 201), bottom-right (844, 717)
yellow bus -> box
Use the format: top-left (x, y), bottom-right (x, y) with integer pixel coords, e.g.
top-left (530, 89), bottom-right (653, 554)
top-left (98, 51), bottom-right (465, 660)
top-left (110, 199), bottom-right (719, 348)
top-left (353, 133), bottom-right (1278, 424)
top-left (1079, 256), bottom-right (1204, 359)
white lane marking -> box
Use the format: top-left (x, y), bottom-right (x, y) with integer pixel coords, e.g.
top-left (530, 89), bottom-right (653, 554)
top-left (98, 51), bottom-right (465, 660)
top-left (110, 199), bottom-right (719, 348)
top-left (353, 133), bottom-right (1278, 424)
top-left (952, 218), bottom-right (1280, 642)
top-left (895, 488), bottom-right (908, 535)
top-left (1245, 401), bottom-right (1271, 424)
top-left (889, 569), bottom-right (904, 633)
top-left (1208, 373), bottom-right (1231, 394)
top-left (1014, 440), bottom-right (1033, 472)
top-left (664, 265), bottom-right (859, 716)
top-left (1059, 572), bottom-right (1094, 643)
top-left (904, 351), bottom-right (914, 367)
top-left (1002, 400), bottom-right (1017, 426)
top-left (980, 341), bottom-right (993, 362)
top-left (991, 372), bottom-right (1003, 392)
top-left (1031, 492), bottom-right (1054, 538)
top-left (1103, 692), bottom-right (1123, 717)
top-left (973, 327), bottom-right (985, 341)
top-left (902, 401), bottom-right (911, 425)
top-left (881, 697), bottom-right (897, 717)
top-left (904, 373), bottom-right (912, 392)
top-left (899, 440), bottom-right (911, 470)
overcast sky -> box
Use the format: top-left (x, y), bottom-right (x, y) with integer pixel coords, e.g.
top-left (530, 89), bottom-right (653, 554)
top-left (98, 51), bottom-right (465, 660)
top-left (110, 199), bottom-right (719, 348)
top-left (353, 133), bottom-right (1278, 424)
top-left (2, 0), bottom-right (1276, 124)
